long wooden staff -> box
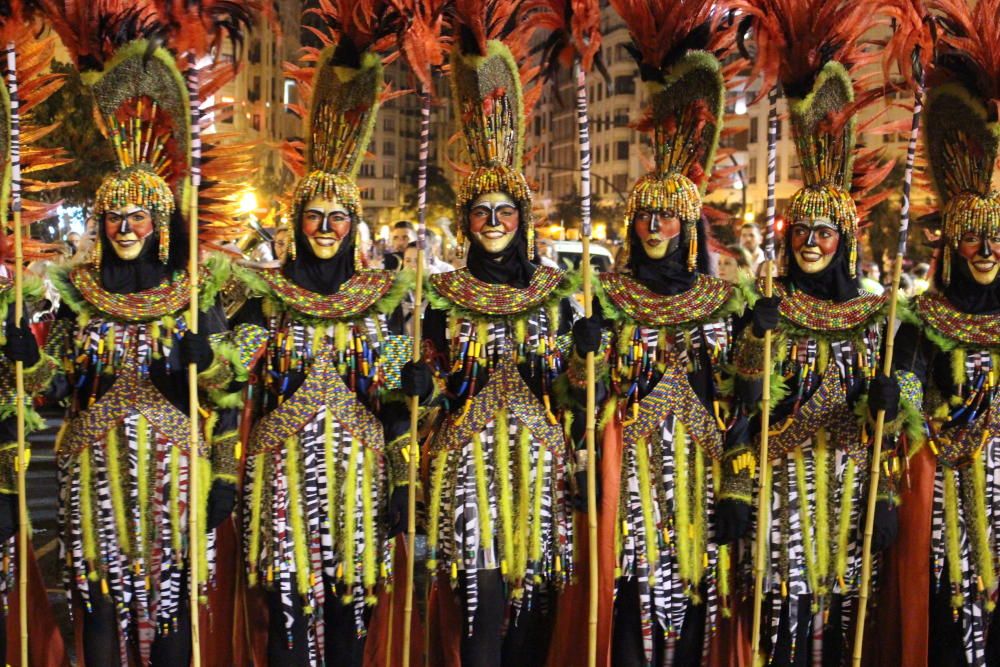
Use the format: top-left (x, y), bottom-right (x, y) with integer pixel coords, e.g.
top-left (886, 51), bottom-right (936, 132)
top-left (750, 88), bottom-right (778, 665)
top-left (185, 56), bottom-right (203, 667)
top-left (401, 84), bottom-right (431, 667)
top-left (570, 55), bottom-right (599, 667)
top-left (851, 70), bottom-right (924, 667)
top-left (5, 39), bottom-right (27, 667)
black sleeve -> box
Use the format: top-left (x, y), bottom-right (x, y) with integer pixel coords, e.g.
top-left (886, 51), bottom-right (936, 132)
top-left (890, 321), bottom-right (934, 387)
top-left (422, 306), bottom-right (449, 363)
top-left (229, 296), bottom-right (266, 329)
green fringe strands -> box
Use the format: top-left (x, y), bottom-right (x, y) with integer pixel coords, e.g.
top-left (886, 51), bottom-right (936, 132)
top-left (472, 433), bottom-right (494, 549)
top-left (197, 457), bottom-right (211, 591)
top-left (514, 426), bottom-right (532, 585)
top-left (793, 449), bottom-right (819, 607)
top-left (674, 422), bottom-right (692, 586)
top-left (427, 451), bottom-right (448, 570)
top-left (814, 431), bottom-right (830, 593)
top-left (943, 467), bottom-right (964, 608)
top-left (247, 456), bottom-right (265, 587)
top-left (514, 319), bottom-right (527, 345)
top-left (105, 427), bottom-right (131, 554)
top-left (80, 448), bottom-right (97, 563)
top-left (835, 459), bottom-right (856, 587)
top-left (476, 321), bottom-right (489, 351)
top-left (362, 448), bottom-right (377, 597)
top-left (635, 437), bottom-right (659, 585)
top-left (170, 446), bottom-right (181, 554)
top-left (495, 411), bottom-right (514, 575)
top-left (324, 412), bottom-right (338, 551)
top-left (284, 435), bottom-right (310, 596)
top-left (692, 446), bottom-right (707, 601)
top-left (343, 439), bottom-right (360, 595)
top-left (970, 456), bottom-right (996, 595)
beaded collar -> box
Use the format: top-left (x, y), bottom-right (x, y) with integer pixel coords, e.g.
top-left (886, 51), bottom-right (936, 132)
top-left (915, 293), bottom-right (999, 349)
top-left (429, 266), bottom-right (565, 316)
top-left (70, 265), bottom-right (191, 322)
top-left (261, 268), bottom-right (396, 320)
top-left (600, 272), bottom-right (734, 327)
top-left (765, 278), bottom-right (888, 333)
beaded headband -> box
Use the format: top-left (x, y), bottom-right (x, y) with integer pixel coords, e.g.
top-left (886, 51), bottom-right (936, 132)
top-left (925, 77), bottom-right (1000, 286)
top-left (785, 61), bottom-right (860, 277)
top-left (84, 41), bottom-right (190, 269)
top-left (451, 39), bottom-right (532, 258)
top-left (288, 46), bottom-right (383, 269)
top-left (623, 173), bottom-right (701, 270)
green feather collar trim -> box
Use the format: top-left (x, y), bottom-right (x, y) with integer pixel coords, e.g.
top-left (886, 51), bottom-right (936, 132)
top-left (236, 265), bottom-right (410, 323)
top-left (907, 292), bottom-right (1000, 352)
top-left (427, 266), bottom-right (573, 318)
top-left (597, 272), bottom-right (743, 329)
top-left (50, 254), bottom-right (230, 323)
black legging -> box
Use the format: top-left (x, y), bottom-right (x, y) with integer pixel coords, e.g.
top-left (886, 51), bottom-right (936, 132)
top-left (610, 577), bottom-right (706, 667)
top-left (458, 569), bottom-right (554, 667)
top-left (79, 580), bottom-right (191, 667)
top-left (266, 584), bottom-right (367, 666)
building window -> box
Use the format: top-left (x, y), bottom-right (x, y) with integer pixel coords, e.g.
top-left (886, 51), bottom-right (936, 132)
top-left (361, 188), bottom-right (375, 201)
top-left (789, 158), bottom-right (801, 181)
top-left (749, 117), bottom-right (758, 143)
top-left (748, 157), bottom-right (758, 184)
top-left (382, 163), bottom-right (395, 178)
top-left (613, 173), bottom-right (628, 193)
top-left (775, 156), bottom-right (782, 182)
top-left (384, 188), bottom-right (395, 200)
top-left (384, 117), bottom-right (395, 132)
top-left (252, 114), bottom-right (261, 131)
top-left (613, 75), bottom-right (635, 95)
top-left (383, 141), bottom-right (395, 156)
top-left (616, 141), bottom-right (629, 160)
top-left (360, 163), bottom-right (375, 178)
top-left (775, 118), bottom-right (782, 141)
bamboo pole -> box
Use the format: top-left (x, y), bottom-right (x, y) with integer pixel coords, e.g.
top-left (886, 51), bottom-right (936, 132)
top-left (850, 76), bottom-right (923, 667)
top-left (572, 57), bottom-right (598, 667)
top-left (402, 85), bottom-right (431, 667)
top-left (750, 89), bottom-right (778, 665)
top-left (186, 57), bottom-right (203, 667)
top-left (5, 40), bottom-right (27, 667)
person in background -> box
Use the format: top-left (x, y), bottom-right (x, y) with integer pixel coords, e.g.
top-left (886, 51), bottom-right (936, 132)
top-left (717, 243), bottom-right (754, 284)
top-left (739, 221), bottom-right (765, 272)
top-left (425, 228), bottom-right (455, 274)
top-left (384, 220), bottom-right (415, 271)
top-left (272, 226), bottom-right (289, 262)
top-left (911, 261), bottom-right (930, 294)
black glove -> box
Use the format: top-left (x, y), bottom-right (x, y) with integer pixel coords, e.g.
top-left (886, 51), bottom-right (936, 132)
top-left (388, 486), bottom-right (410, 537)
top-left (401, 360), bottom-right (433, 400)
top-left (3, 318), bottom-right (39, 366)
top-left (180, 330), bottom-right (214, 373)
top-left (205, 480), bottom-right (237, 532)
top-left (860, 499), bottom-right (898, 553)
top-left (725, 417), bottom-right (752, 451)
top-left (751, 297), bottom-right (781, 337)
top-left (713, 498), bottom-right (752, 544)
top-left (572, 315), bottom-right (603, 356)
top-left (573, 468), bottom-right (601, 513)
top-left (0, 493), bottom-right (16, 543)
top-left (868, 374), bottom-right (901, 423)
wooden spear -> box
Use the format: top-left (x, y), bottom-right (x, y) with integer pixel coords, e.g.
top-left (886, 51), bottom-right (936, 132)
top-left (750, 88), bottom-right (778, 665)
top-left (402, 85), bottom-right (431, 667)
top-left (851, 69), bottom-right (924, 667)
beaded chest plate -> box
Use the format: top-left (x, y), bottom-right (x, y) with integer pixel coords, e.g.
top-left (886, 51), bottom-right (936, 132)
top-left (600, 273), bottom-right (734, 327)
top-left (429, 266), bottom-right (565, 316)
top-left (261, 268), bottom-right (396, 320)
top-left (915, 293), bottom-right (1000, 349)
top-left (765, 279), bottom-right (888, 333)
top-left (70, 266), bottom-right (191, 322)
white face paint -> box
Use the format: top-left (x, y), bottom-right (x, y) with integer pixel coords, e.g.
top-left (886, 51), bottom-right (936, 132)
top-left (468, 192), bottom-right (519, 254)
top-left (302, 196), bottom-right (352, 260)
top-left (104, 204), bottom-right (154, 261)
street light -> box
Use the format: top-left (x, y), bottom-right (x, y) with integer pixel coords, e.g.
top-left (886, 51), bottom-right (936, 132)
top-left (239, 190), bottom-right (259, 216)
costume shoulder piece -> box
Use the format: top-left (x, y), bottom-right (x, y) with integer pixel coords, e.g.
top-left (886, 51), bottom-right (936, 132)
top-left (599, 272), bottom-right (737, 328)
top-left (252, 268), bottom-right (406, 322)
top-left (912, 293), bottom-right (1000, 351)
top-left (52, 255), bottom-right (231, 323)
top-left (766, 278), bottom-right (889, 336)
top-left (428, 266), bottom-right (570, 317)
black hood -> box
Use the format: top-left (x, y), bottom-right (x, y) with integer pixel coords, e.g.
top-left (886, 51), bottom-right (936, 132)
top-left (627, 216), bottom-right (711, 296)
